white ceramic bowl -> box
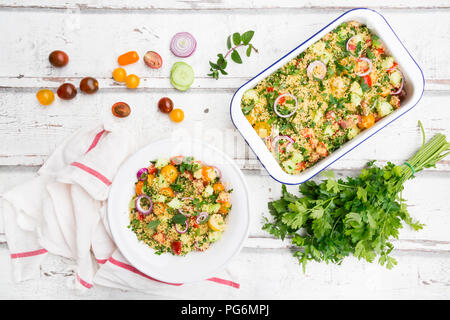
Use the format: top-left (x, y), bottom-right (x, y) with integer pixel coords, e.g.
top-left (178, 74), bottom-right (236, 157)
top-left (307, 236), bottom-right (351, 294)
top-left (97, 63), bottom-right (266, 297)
top-left (230, 8), bottom-right (425, 185)
top-left (107, 138), bottom-right (250, 284)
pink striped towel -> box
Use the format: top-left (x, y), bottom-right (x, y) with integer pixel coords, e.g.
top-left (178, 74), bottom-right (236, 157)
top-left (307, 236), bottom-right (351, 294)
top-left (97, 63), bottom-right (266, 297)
top-left (0, 122), bottom-right (240, 297)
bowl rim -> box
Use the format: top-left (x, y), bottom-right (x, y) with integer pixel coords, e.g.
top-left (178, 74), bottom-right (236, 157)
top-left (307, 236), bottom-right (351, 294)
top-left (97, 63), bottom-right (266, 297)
top-left (229, 7), bottom-right (425, 185)
top-left (106, 137), bottom-right (251, 284)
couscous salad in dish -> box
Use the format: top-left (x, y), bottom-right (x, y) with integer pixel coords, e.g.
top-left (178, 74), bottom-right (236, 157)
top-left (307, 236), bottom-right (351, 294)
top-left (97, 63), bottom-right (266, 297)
top-left (128, 156), bottom-right (232, 256)
top-left (241, 20), bottom-right (406, 175)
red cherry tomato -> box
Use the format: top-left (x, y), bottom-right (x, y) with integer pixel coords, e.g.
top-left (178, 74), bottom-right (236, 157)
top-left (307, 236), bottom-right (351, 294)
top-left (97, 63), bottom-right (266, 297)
top-left (144, 51), bottom-right (163, 69)
top-left (362, 74), bottom-right (372, 88)
top-left (171, 241), bottom-right (182, 255)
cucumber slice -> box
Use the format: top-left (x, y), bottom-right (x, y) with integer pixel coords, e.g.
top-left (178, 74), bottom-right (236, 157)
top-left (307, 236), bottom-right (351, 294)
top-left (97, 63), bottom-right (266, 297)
top-left (171, 81), bottom-right (191, 92)
top-left (170, 62), bottom-right (194, 88)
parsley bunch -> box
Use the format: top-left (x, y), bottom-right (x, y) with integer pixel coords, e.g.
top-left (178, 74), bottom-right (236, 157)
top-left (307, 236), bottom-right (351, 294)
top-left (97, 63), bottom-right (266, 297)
top-left (263, 121), bottom-right (450, 271)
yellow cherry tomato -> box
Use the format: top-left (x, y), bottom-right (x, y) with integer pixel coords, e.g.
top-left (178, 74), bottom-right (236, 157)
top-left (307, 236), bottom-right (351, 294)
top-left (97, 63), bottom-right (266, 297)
top-left (112, 67), bottom-right (127, 82)
top-left (208, 214), bottom-right (226, 232)
top-left (358, 114), bottom-right (375, 130)
top-left (125, 74), bottom-right (140, 89)
top-left (218, 202), bottom-right (231, 214)
top-left (213, 182), bottom-right (225, 194)
top-left (169, 108), bottom-right (184, 123)
top-left (254, 121), bottom-right (271, 138)
top-left (202, 166), bottom-right (216, 182)
top-left (135, 180), bottom-right (144, 195)
top-left (147, 173), bottom-right (155, 185)
top-left (160, 164), bottom-right (178, 183)
top-left (36, 89), bottom-right (55, 106)
top-left (160, 187), bottom-right (175, 198)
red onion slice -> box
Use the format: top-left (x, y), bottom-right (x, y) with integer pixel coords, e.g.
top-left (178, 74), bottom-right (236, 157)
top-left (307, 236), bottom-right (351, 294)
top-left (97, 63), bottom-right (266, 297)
top-left (272, 135), bottom-right (294, 150)
top-left (196, 212), bottom-right (209, 224)
top-left (137, 167), bottom-right (148, 181)
top-left (175, 220), bottom-right (189, 234)
top-left (346, 36), bottom-right (357, 52)
top-left (355, 57), bottom-right (373, 77)
top-left (135, 194), bottom-right (153, 215)
top-left (178, 208), bottom-right (191, 217)
top-left (170, 32), bottom-right (197, 58)
top-left (273, 93), bottom-right (298, 118)
top-left (307, 60), bottom-right (327, 80)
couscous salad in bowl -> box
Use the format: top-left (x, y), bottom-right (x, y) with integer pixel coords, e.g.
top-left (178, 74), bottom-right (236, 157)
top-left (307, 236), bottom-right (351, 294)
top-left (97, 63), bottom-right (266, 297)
top-left (107, 138), bottom-right (250, 283)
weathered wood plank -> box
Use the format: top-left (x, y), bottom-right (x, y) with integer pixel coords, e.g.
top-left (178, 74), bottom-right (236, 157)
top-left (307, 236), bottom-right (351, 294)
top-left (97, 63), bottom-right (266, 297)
top-left (0, 90), bottom-right (449, 171)
top-left (1, 76), bottom-right (449, 92)
top-left (2, 0), bottom-right (450, 10)
top-left (1, 244), bottom-right (450, 299)
top-left (0, 9), bottom-right (449, 80)
top-left (1, 167), bottom-right (449, 249)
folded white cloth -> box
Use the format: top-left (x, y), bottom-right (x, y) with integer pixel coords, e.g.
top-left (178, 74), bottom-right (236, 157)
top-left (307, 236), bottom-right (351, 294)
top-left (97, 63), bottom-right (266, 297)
top-left (0, 122), bottom-right (240, 297)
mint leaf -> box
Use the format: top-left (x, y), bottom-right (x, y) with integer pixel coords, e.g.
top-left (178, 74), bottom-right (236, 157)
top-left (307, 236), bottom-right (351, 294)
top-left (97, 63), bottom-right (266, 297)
top-left (241, 30), bottom-right (254, 45)
top-left (232, 32), bottom-right (241, 46)
top-left (231, 50), bottom-right (242, 64)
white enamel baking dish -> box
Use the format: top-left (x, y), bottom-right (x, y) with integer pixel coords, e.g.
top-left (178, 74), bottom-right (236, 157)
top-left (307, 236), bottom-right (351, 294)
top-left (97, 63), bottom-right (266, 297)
top-left (230, 8), bottom-right (425, 185)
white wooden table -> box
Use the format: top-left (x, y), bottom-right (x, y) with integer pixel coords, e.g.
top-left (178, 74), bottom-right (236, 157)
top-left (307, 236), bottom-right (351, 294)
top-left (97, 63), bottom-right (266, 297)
top-left (1, 0), bottom-right (450, 299)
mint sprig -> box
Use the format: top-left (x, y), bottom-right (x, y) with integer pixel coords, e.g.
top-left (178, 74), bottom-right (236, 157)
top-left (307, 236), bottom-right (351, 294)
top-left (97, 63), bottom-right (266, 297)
top-left (208, 30), bottom-right (258, 80)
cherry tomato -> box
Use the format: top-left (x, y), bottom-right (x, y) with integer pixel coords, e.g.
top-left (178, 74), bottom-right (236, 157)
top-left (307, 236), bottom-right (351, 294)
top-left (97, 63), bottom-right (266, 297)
top-left (57, 83), bottom-right (77, 100)
top-left (117, 51), bottom-right (139, 66)
top-left (254, 122), bottom-right (271, 138)
top-left (171, 241), bottom-right (182, 255)
top-left (358, 114), bottom-right (375, 129)
top-left (125, 74), bottom-right (140, 89)
top-left (213, 182), bottom-right (225, 194)
top-left (112, 67), bottom-right (127, 82)
top-left (144, 51), bottom-right (163, 69)
top-left (158, 97), bottom-right (174, 113)
top-left (362, 75), bottom-right (372, 88)
top-left (36, 89), bottom-right (55, 106)
top-left (160, 165), bottom-right (178, 183)
top-left (49, 50), bottom-right (69, 67)
top-left (80, 77), bottom-right (99, 94)
top-left (218, 202), bottom-right (231, 214)
top-left (135, 180), bottom-right (144, 195)
top-left (160, 187), bottom-right (175, 198)
top-left (147, 164), bottom-right (157, 174)
top-left (112, 102), bottom-right (131, 118)
top-left (202, 166), bottom-right (216, 182)
top-left (169, 108), bottom-right (184, 123)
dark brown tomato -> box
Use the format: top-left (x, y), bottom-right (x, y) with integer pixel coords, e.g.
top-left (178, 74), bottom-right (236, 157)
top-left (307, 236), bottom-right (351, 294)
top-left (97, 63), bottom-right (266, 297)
top-left (112, 102), bottom-right (131, 118)
top-left (49, 50), bottom-right (69, 67)
top-left (158, 97), bottom-right (174, 113)
top-left (80, 77), bottom-right (99, 94)
top-left (57, 83), bottom-right (77, 100)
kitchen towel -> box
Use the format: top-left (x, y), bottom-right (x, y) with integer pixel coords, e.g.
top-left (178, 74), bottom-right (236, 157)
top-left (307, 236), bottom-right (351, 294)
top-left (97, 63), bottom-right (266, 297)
top-left (0, 122), bottom-right (240, 298)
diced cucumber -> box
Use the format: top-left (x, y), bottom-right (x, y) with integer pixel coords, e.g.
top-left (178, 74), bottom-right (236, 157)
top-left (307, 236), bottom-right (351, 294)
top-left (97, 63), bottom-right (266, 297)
top-left (377, 101), bottom-right (394, 117)
top-left (351, 93), bottom-right (362, 107)
top-left (312, 110), bottom-right (323, 124)
top-left (323, 125), bottom-right (335, 137)
top-left (152, 194), bottom-right (167, 203)
top-left (291, 151), bottom-right (304, 164)
top-left (381, 56), bottom-right (395, 70)
top-left (170, 62), bottom-right (194, 91)
top-left (350, 81), bottom-right (363, 96)
top-left (202, 185), bottom-right (214, 198)
top-left (208, 231), bottom-right (222, 242)
top-left (281, 159), bottom-right (297, 174)
top-left (243, 89), bottom-right (259, 103)
top-left (389, 70), bottom-right (403, 87)
top-left (167, 198), bottom-right (182, 209)
top-left (155, 175), bottom-right (169, 189)
top-left (202, 203), bottom-right (221, 214)
top-left (347, 126), bottom-right (361, 139)
top-left (155, 158), bottom-right (169, 169)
